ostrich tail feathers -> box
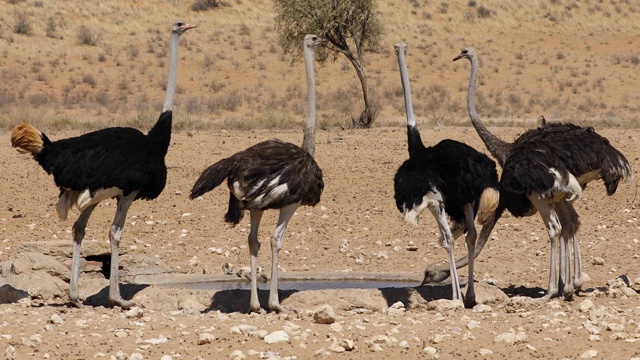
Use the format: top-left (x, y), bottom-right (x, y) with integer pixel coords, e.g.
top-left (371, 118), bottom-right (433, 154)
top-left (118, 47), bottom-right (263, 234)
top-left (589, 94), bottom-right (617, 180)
top-left (477, 187), bottom-right (500, 225)
top-left (11, 123), bottom-right (46, 155)
top-left (189, 157), bottom-right (234, 199)
top-left (224, 193), bottom-right (244, 225)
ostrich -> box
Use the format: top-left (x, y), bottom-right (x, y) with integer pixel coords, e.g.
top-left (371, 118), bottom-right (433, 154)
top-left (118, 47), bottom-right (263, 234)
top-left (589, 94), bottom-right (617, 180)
top-left (189, 34), bottom-right (325, 313)
top-left (425, 47), bottom-right (633, 301)
top-left (392, 43), bottom-right (500, 307)
top-left (10, 21), bottom-right (196, 308)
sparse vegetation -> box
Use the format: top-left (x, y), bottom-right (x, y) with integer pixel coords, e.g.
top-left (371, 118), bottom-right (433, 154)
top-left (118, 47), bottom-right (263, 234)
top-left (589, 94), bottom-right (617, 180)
top-left (13, 10), bottom-right (32, 35)
top-left (191, 0), bottom-right (226, 12)
top-left (77, 24), bottom-right (100, 46)
top-left (0, 0), bottom-right (638, 133)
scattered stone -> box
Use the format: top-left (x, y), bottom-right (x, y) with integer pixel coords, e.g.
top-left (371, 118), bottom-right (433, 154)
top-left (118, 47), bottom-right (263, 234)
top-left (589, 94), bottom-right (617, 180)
top-left (143, 336), bottom-right (168, 345)
top-left (423, 346), bottom-right (437, 355)
top-left (580, 349), bottom-right (598, 359)
top-left (479, 348), bottom-right (494, 356)
top-left (329, 323), bottom-right (343, 333)
top-left (340, 339), bottom-right (356, 351)
top-left (504, 296), bottom-right (540, 313)
top-left (264, 330), bottom-right (289, 344)
top-left (313, 305), bottom-right (336, 324)
top-left (386, 301), bottom-right (406, 316)
top-left (579, 299), bottom-right (594, 313)
top-left (198, 333), bottom-right (216, 345)
top-left (229, 350), bottom-right (246, 360)
top-left (376, 251), bottom-right (389, 260)
top-left (370, 343), bottom-right (383, 352)
top-left (177, 293), bottom-right (206, 314)
top-left (592, 257), bottom-right (605, 266)
top-left (472, 304), bottom-right (493, 313)
top-left (5, 345), bottom-right (16, 360)
top-left (124, 307), bottom-right (144, 319)
top-left (494, 331), bottom-right (528, 344)
top-left (129, 353), bottom-right (144, 360)
top-left (427, 299), bottom-right (464, 312)
top-left (160, 356), bottom-right (172, 360)
top-left (229, 325), bottom-right (267, 339)
top-left (49, 314), bottom-right (64, 325)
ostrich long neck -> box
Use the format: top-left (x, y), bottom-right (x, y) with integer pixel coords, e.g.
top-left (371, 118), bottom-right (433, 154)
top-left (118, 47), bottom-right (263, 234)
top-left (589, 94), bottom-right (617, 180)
top-left (468, 55), bottom-right (511, 167)
top-left (301, 43), bottom-right (317, 157)
top-left (396, 46), bottom-right (425, 157)
top-left (163, 31), bottom-right (180, 112)
top-left (148, 30), bottom-right (181, 155)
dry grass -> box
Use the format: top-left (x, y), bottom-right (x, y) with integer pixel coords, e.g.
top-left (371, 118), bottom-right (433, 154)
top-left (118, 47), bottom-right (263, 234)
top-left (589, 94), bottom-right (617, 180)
top-left (0, 0), bottom-right (639, 135)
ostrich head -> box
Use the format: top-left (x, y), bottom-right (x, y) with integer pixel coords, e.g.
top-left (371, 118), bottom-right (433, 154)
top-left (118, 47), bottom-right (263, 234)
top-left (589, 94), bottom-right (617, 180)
top-left (394, 42), bottom-right (408, 56)
top-left (453, 47), bottom-right (477, 62)
top-left (172, 20), bottom-right (197, 35)
top-left (304, 34), bottom-right (326, 49)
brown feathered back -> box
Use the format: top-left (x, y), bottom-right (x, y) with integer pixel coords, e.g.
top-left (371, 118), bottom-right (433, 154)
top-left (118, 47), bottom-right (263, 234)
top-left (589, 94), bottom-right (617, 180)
top-left (11, 123), bottom-right (43, 155)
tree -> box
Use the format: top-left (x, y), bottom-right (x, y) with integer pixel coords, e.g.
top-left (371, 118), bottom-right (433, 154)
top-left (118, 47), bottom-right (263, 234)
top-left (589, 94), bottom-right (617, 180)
top-left (274, 0), bottom-right (383, 128)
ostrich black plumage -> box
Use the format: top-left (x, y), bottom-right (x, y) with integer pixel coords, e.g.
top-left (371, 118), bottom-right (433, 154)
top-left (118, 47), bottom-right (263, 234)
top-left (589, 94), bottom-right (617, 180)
top-left (190, 34), bottom-right (325, 313)
top-left (10, 21), bottom-right (196, 308)
top-left (392, 43), bottom-right (499, 307)
top-left (425, 47), bottom-right (633, 301)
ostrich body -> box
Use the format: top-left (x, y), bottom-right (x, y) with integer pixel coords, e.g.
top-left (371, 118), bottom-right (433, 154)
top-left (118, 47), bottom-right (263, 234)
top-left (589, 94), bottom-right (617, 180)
top-left (425, 47), bottom-right (633, 301)
top-left (392, 43), bottom-right (499, 307)
top-left (190, 35), bottom-right (325, 313)
top-left (10, 21), bottom-right (196, 308)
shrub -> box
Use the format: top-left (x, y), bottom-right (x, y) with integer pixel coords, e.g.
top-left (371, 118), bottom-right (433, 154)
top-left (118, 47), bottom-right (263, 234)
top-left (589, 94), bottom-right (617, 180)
top-left (13, 10), bottom-right (32, 35)
top-left (191, 0), bottom-right (226, 12)
top-left (477, 5), bottom-right (494, 18)
top-left (46, 16), bottom-right (57, 38)
top-left (77, 24), bottom-right (100, 46)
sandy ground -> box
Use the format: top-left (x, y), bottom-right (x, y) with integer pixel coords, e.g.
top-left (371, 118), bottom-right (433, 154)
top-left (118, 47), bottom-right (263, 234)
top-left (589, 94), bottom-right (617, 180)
top-left (1, 126), bottom-right (639, 359)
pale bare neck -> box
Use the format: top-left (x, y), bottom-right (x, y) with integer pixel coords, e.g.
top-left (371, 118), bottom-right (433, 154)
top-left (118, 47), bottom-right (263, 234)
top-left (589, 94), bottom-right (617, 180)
top-left (162, 32), bottom-right (180, 113)
top-left (396, 47), bottom-right (416, 128)
top-left (467, 55), bottom-right (511, 167)
top-left (301, 43), bottom-right (316, 156)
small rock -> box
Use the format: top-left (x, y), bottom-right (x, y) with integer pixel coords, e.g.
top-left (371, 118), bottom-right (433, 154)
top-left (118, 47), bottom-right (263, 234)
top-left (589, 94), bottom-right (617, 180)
top-left (340, 339), bottom-right (356, 351)
top-left (229, 350), bottom-right (246, 360)
top-left (472, 304), bottom-right (493, 313)
top-left (592, 257), bottom-right (605, 266)
top-left (579, 299), bottom-right (594, 313)
top-left (423, 346), bottom-right (437, 355)
top-left (329, 323), bottom-right (343, 333)
top-left (198, 333), bottom-right (216, 345)
top-left (479, 348), bottom-right (493, 356)
top-left (124, 307), bottom-right (144, 319)
top-left (160, 356), bottom-right (172, 360)
top-left (129, 353), bottom-right (144, 360)
top-left (264, 330), bottom-right (289, 344)
top-left (427, 299), bottom-right (464, 312)
top-left (377, 251), bottom-right (389, 260)
top-left (580, 349), bottom-right (598, 359)
top-left (313, 305), bottom-right (336, 324)
top-left (50, 314), bottom-right (64, 324)
top-left (5, 345), bottom-right (17, 360)
top-left (386, 301), bottom-right (406, 316)
top-left (494, 331), bottom-right (528, 344)
top-left (370, 343), bottom-right (383, 352)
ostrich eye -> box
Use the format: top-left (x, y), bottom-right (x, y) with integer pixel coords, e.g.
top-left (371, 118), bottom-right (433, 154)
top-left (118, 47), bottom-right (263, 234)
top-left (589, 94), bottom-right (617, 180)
top-left (176, 22), bottom-right (184, 27)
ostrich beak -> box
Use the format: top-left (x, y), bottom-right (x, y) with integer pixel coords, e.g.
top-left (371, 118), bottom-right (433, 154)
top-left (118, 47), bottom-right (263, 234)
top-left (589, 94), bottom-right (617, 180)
top-left (181, 23), bottom-right (197, 30)
top-left (453, 53), bottom-right (464, 62)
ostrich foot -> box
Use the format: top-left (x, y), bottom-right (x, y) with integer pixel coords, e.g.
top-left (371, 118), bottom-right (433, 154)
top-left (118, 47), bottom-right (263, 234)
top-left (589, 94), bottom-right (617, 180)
top-left (110, 296), bottom-right (135, 309)
top-left (269, 304), bottom-right (297, 315)
top-left (69, 299), bottom-right (84, 308)
top-left (463, 294), bottom-right (477, 309)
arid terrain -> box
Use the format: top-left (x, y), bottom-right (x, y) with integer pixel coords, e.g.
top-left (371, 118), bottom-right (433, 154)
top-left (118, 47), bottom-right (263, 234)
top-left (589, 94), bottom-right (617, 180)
top-left (1, 127), bottom-right (639, 359)
top-left (1, 0), bottom-right (640, 359)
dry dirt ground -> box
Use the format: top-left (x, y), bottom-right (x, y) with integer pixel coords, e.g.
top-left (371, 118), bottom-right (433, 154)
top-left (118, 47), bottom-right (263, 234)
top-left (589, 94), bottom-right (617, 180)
top-left (1, 126), bottom-right (639, 359)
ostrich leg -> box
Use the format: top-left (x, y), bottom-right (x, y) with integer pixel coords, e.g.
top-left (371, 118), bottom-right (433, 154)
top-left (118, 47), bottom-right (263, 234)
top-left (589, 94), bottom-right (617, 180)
top-left (248, 209), bottom-right (264, 313)
top-left (422, 211), bottom-right (498, 284)
top-left (556, 201), bottom-right (582, 298)
top-left (462, 203), bottom-right (478, 307)
top-left (427, 193), bottom-right (462, 302)
top-left (530, 195), bottom-right (562, 301)
top-left (69, 204), bottom-right (98, 307)
top-left (108, 191), bottom-right (138, 308)
top-left (268, 203), bottom-right (299, 313)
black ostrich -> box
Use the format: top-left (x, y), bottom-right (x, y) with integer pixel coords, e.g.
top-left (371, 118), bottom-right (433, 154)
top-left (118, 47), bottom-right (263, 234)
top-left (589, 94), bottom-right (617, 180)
top-left (392, 43), bottom-right (500, 307)
top-left (190, 35), bottom-right (325, 313)
top-left (10, 21), bottom-right (196, 308)
top-left (425, 47), bottom-right (633, 301)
